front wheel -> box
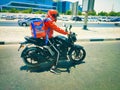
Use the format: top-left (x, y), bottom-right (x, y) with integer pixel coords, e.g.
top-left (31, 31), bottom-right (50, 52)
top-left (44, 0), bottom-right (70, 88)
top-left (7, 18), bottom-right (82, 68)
top-left (69, 48), bottom-right (86, 63)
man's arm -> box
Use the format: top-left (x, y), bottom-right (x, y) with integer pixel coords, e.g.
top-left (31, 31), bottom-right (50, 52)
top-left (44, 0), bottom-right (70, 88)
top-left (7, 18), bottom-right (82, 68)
top-left (46, 21), bottom-right (68, 35)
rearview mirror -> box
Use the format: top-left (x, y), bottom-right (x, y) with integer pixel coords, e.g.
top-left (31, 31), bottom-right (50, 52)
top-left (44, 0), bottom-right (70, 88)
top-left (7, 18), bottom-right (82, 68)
top-left (69, 25), bottom-right (72, 30)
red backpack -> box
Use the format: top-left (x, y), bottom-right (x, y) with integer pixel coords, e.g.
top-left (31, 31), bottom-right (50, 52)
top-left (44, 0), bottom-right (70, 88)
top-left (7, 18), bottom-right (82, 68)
top-left (30, 19), bottom-right (46, 38)
top-left (30, 18), bottom-right (50, 44)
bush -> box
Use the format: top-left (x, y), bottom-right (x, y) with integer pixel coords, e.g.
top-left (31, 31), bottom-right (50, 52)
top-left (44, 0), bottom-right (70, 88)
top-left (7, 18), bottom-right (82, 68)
top-left (34, 10), bottom-right (45, 14)
top-left (98, 11), bottom-right (108, 16)
top-left (66, 10), bottom-right (72, 15)
top-left (20, 8), bottom-right (32, 13)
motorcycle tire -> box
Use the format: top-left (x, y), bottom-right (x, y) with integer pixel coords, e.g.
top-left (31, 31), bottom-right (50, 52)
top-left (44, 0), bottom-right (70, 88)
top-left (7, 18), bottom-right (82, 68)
top-left (21, 47), bottom-right (44, 67)
top-left (69, 48), bottom-right (86, 63)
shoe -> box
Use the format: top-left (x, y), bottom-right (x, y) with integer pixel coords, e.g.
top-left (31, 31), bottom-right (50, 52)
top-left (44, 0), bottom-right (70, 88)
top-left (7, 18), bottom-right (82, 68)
top-left (50, 68), bottom-right (61, 74)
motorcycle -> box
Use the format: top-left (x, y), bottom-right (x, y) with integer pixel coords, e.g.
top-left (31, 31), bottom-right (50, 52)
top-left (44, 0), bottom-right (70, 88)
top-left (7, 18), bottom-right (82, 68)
top-left (18, 24), bottom-right (86, 67)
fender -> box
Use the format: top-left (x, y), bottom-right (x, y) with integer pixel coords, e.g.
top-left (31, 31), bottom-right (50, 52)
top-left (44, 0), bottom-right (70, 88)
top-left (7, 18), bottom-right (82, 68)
top-left (21, 47), bottom-right (37, 57)
top-left (68, 44), bottom-right (83, 55)
top-left (21, 47), bottom-right (44, 58)
top-left (21, 47), bottom-right (28, 57)
top-left (20, 41), bottom-right (32, 57)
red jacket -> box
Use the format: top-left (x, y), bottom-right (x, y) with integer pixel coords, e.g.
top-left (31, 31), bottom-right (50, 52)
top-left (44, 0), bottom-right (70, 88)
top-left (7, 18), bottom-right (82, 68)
top-left (42, 18), bottom-right (68, 38)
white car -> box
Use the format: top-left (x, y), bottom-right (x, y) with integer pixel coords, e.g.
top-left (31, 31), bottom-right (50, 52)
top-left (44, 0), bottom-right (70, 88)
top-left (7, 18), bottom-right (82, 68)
top-left (18, 18), bottom-right (41, 26)
top-left (62, 17), bottom-right (69, 21)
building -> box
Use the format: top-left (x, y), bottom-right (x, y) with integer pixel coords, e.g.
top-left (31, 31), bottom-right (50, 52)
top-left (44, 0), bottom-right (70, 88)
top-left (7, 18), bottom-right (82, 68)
top-left (53, 1), bottom-right (82, 14)
top-left (0, 0), bottom-right (56, 12)
top-left (0, 0), bottom-right (82, 14)
top-left (53, 1), bottom-right (71, 13)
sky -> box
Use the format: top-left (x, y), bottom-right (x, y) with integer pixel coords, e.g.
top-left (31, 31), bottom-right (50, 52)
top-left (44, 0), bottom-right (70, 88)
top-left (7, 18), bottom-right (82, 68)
top-left (62, 0), bottom-right (120, 13)
top-left (94, 0), bottom-right (120, 13)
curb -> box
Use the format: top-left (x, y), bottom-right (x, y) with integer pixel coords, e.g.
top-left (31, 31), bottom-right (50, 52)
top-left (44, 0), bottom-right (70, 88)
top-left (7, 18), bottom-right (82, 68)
top-left (0, 41), bottom-right (20, 45)
top-left (0, 38), bottom-right (120, 45)
top-left (77, 38), bottom-right (120, 42)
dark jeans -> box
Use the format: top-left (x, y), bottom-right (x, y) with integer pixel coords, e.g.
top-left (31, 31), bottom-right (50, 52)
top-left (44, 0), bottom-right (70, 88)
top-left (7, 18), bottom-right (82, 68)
top-left (48, 38), bottom-right (59, 67)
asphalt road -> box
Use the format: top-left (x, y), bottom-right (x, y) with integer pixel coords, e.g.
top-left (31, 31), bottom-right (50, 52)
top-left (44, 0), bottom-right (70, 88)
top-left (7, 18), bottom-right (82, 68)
top-left (0, 41), bottom-right (120, 90)
top-left (0, 20), bottom-right (118, 28)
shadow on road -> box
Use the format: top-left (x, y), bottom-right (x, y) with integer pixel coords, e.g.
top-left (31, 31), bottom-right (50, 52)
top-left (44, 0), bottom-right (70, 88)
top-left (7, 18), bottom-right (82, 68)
top-left (20, 60), bottom-right (85, 73)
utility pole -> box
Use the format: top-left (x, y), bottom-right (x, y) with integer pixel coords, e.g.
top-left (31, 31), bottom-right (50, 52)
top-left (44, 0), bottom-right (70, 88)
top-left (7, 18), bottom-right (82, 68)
top-left (82, 0), bottom-right (95, 30)
top-left (83, 11), bottom-right (88, 30)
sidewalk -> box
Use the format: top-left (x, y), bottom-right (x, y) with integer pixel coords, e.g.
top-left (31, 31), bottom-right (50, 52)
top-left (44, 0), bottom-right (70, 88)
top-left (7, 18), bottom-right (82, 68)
top-left (0, 26), bottom-right (120, 44)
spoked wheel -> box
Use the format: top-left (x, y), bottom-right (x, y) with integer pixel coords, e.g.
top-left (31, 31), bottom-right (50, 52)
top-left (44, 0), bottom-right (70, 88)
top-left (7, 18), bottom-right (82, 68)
top-left (22, 47), bottom-right (44, 67)
top-left (69, 48), bottom-right (86, 63)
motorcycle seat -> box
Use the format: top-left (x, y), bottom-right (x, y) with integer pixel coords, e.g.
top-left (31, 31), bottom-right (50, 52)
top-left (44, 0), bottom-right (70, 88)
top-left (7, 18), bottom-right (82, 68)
top-left (25, 36), bottom-right (45, 46)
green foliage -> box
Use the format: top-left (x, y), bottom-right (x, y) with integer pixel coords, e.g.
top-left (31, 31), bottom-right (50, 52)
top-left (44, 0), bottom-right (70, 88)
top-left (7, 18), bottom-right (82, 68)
top-left (21, 8), bottom-right (32, 13)
top-left (98, 11), bottom-right (120, 16)
top-left (0, 8), bottom-right (47, 14)
top-left (88, 11), bottom-right (96, 16)
top-left (34, 10), bottom-right (45, 14)
top-left (1, 9), bottom-right (8, 12)
top-left (78, 11), bottom-right (82, 15)
top-left (108, 11), bottom-right (120, 16)
top-left (117, 12), bottom-right (120, 16)
top-left (98, 11), bottom-right (108, 16)
top-left (66, 10), bottom-right (72, 15)
top-left (9, 8), bottom-right (19, 13)
top-left (0, 8), bottom-right (120, 16)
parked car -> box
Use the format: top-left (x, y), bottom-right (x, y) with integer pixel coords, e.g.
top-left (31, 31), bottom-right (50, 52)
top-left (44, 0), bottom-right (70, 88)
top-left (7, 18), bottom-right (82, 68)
top-left (18, 18), bottom-right (41, 26)
top-left (62, 17), bottom-right (69, 21)
top-left (57, 16), bottom-right (62, 20)
top-left (87, 17), bottom-right (98, 22)
top-left (98, 17), bottom-right (111, 22)
top-left (6, 15), bottom-right (15, 20)
top-left (0, 14), bottom-right (7, 19)
top-left (40, 15), bottom-right (45, 19)
top-left (72, 16), bottom-right (82, 21)
top-left (110, 18), bottom-right (120, 22)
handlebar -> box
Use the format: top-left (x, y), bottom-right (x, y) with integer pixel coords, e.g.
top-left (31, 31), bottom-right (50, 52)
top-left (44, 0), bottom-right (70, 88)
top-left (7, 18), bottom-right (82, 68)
top-left (63, 24), bottom-right (72, 32)
top-left (63, 24), bottom-right (77, 42)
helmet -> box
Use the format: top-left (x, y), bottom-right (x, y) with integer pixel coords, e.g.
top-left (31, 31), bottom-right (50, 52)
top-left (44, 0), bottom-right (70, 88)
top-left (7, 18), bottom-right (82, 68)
top-left (47, 10), bottom-right (59, 21)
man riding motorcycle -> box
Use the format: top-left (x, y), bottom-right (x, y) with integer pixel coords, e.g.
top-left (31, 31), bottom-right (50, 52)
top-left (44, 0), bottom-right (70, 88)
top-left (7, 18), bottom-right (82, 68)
top-left (42, 10), bottom-right (69, 73)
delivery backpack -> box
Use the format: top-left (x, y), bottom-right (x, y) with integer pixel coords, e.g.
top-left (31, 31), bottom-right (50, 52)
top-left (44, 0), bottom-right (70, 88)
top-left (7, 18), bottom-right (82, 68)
top-left (30, 18), bottom-right (50, 44)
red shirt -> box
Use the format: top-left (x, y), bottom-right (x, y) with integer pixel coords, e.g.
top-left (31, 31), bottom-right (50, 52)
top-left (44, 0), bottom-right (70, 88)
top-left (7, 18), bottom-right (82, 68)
top-left (42, 18), bottom-right (68, 38)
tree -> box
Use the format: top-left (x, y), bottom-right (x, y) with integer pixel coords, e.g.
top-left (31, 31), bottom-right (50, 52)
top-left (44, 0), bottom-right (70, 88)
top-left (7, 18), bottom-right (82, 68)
top-left (78, 11), bottom-right (82, 15)
top-left (88, 10), bottom-right (96, 16)
top-left (34, 10), bottom-right (45, 14)
top-left (9, 8), bottom-right (19, 13)
top-left (21, 8), bottom-right (32, 13)
top-left (116, 12), bottom-right (120, 16)
top-left (66, 10), bottom-right (72, 15)
top-left (1, 9), bottom-right (8, 12)
top-left (109, 11), bottom-right (117, 16)
top-left (98, 11), bottom-right (108, 16)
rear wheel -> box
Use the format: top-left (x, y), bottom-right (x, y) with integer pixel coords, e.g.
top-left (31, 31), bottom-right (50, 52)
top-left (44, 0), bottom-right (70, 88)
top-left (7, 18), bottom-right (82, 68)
top-left (22, 47), bottom-right (44, 67)
top-left (69, 48), bottom-right (86, 63)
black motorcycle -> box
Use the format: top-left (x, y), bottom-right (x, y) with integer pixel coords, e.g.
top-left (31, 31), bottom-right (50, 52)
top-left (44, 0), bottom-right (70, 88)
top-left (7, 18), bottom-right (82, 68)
top-left (18, 25), bottom-right (86, 67)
